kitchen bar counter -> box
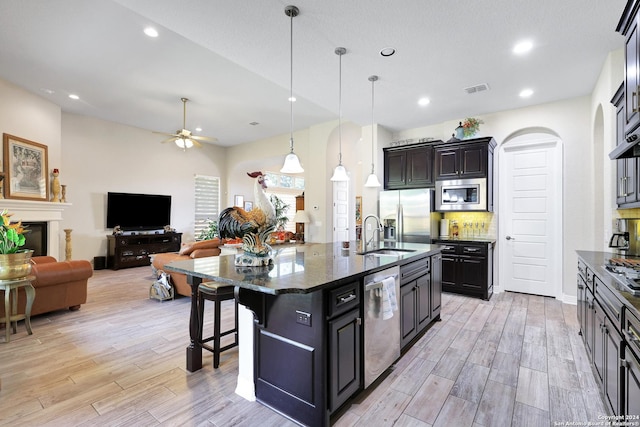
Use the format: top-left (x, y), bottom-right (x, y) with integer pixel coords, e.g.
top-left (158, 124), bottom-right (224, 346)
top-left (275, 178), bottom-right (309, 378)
top-left (576, 251), bottom-right (640, 313)
top-left (166, 241), bottom-right (442, 295)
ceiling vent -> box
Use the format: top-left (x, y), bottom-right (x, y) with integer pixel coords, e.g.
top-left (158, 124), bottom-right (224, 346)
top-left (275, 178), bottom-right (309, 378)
top-left (464, 83), bottom-right (490, 94)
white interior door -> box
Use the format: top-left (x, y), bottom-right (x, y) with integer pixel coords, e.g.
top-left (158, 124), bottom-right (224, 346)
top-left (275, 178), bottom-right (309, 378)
top-left (333, 181), bottom-right (350, 242)
top-left (500, 137), bottom-right (562, 297)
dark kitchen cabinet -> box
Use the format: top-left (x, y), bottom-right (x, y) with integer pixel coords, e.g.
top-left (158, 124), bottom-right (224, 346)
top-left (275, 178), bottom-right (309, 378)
top-left (435, 240), bottom-right (494, 300)
top-left (613, 82), bottom-right (639, 207)
top-left (594, 300), bottom-right (622, 414)
top-left (430, 253), bottom-right (442, 320)
top-left (399, 255), bottom-right (441, 351)
top-left (327, 281), bottom-right (362, 413)
top-left (383, 143), bottom-right (436, 189)
top-left (400, 257), bottom-right (431, 349)
top-left (618, 1), bottom-right (640, 136)
top-left (623, 345), bottom-right (640, 418)
top-left (576, 253), bottom-right (640, 417)
top-left (622, 308), bottom-right (640, 416)
top-left (433, 137), bottom-right (495, 181)
top-left (328, 307), bottom-right (361, 412)
top-left (577, 260), bottom-right (596, 360)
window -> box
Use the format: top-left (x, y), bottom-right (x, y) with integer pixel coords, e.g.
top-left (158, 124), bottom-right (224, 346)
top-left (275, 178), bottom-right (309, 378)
top-left (194, 175), bottom-right (220, 238)
top-left (265, 171), bottom-right (304, 233)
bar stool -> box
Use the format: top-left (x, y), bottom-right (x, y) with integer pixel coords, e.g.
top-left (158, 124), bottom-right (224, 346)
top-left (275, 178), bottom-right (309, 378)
top-left (197, 281), bottom-right (238, 368)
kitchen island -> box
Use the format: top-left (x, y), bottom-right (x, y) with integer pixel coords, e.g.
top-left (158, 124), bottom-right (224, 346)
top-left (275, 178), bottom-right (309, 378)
top-left (166, 241), bottom-right (442, 427)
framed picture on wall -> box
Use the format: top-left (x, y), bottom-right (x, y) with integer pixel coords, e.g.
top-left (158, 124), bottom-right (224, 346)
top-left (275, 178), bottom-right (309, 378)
top-left (355, 196), bottom-right (362, 226)
top-left (3, 133), bottom-right (49, 201)
top-left (234, 195), bottom-right (244, 207)
top-left (244, 201), bottom-right (253, 211)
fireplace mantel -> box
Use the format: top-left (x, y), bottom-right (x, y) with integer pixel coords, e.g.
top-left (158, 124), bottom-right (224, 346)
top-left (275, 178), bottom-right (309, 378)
top-left (1, 199), bottom-right (70, 260)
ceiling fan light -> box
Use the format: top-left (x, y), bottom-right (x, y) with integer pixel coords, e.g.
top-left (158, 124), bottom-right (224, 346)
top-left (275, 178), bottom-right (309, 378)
top-left (364, 173), bottom-right (381, 187)
top-left (175, 138), bottom-right (185, 148)
top-left (281, 151), bottom-right (304, 173)
top-left (330, 164), bottom-right (349, 181)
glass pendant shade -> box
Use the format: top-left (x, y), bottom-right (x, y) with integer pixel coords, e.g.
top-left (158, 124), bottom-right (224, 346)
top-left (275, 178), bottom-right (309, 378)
top-left (365, 172), bottom-right (381, 187)
top-left (330, 164), bottom-right (349, 181)
top-left (281, 149), bottom-right (304, 174)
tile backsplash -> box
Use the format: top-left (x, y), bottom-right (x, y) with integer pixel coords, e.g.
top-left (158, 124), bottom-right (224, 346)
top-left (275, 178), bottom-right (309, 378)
top-left (442, 212), bottom-right (496, 239)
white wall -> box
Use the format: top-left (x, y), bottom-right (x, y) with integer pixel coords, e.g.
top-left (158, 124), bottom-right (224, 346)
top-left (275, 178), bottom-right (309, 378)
top-left (61, 114), bottom-right (227, 260)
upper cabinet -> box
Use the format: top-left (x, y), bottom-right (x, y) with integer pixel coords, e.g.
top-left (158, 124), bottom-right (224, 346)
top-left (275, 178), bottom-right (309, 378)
top-left (613, 82), bottom-right (640, 207)
top-left (383, 142), bottom-right (438, 190)
top-left (433, 137), bottom-right (496, 181)
top-left (619, 1), bottom-right (640, 136)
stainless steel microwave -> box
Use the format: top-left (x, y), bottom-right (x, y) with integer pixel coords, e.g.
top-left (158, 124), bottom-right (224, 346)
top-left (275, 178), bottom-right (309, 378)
top-left (435, 178), bottom-right (487, 211)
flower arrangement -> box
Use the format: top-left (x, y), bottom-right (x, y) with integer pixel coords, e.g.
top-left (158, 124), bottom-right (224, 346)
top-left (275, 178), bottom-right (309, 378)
top-left (462, 117), bottom-right (484, 138)
top-left (0, 209), bottom-right (28, 254)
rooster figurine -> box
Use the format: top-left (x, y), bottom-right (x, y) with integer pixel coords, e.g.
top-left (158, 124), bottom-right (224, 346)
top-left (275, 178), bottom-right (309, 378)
top-left (219, 171), bottom-right (277, 266)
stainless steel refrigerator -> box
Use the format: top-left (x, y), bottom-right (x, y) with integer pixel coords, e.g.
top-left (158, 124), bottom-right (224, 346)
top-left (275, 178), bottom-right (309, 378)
top-left (379, 189), bottom-right (440, 244)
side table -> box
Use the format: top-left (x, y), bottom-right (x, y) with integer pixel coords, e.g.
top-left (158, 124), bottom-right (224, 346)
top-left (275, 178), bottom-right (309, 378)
top-left (0, 276), bottom-right (35, 343)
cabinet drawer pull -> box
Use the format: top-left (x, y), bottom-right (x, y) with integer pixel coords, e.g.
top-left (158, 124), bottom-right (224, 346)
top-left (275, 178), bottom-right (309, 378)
top-left (465, 248), bottom-right (480, 252)
top-left (338, 293), bottom-right (356, 304)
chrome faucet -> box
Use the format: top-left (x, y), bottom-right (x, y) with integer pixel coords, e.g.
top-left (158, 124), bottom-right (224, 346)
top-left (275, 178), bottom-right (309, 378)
top-left (362, 214), bottom-right (383, 250)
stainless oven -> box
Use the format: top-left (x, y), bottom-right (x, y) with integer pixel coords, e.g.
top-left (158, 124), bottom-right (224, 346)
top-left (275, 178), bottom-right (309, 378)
top-left (435, 178), bottom-right (487, 211)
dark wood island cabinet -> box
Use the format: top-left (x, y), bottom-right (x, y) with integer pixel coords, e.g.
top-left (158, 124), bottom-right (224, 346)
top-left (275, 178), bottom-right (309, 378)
top-left (165, 242), bottom-right (442, 427)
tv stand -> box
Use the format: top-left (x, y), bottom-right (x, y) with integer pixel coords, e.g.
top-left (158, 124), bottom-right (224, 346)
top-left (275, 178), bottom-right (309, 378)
top-left (107, 232), bottom-right (182, 270)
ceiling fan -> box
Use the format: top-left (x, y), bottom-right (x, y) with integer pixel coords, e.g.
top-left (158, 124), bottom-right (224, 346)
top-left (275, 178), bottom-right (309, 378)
top-left (153, 97), bottom-right (218, 149)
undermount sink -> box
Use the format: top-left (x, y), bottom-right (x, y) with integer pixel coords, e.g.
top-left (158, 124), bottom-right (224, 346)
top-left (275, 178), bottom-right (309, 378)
top-left (357, 248), bottom-right (417, 257)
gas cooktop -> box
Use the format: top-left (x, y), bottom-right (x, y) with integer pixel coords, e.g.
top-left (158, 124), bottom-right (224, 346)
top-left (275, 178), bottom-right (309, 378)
top-left (603, 258), bottom-right (640, 296)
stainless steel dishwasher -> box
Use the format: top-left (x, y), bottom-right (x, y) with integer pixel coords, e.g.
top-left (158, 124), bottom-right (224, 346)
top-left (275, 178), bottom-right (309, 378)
top-left (363, 265), bottom-right (400, 388)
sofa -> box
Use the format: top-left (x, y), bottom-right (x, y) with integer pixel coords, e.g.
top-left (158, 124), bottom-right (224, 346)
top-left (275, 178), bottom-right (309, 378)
top-left (0, 256), bottom-right (93, 317)
top-left (151, 238), bottom-right (223, 297)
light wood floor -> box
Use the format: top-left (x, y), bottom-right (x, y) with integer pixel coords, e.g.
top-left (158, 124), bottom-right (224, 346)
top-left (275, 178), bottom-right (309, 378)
top-left (0, 267), bottom-right (607, 426)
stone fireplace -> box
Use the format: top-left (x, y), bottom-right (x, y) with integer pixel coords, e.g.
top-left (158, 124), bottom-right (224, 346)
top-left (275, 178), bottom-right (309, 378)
top-left (1, 199), bottom-right (68, 260)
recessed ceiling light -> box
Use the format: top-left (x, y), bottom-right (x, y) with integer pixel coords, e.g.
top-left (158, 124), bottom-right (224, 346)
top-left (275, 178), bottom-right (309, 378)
top-left (418, 97), bottom-right (430, 106)
top-left (68, 94), bottom-right (79, 100)
top-left (380, 47), bottom-right (396, 57)
top-left (519, 88), bottom-right (534, 98)
top-left (144, 27), bottom-right (159, 38)
top-left (195, 127), bottom-right (202, 132)
top-left (513, 40), bottom-right (533, 55)
top-left (41, 88), bottom-right (54, 95)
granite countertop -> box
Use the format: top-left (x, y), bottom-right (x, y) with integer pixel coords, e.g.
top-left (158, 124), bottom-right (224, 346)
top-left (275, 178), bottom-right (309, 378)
top-left (165, 241), bottom-right (441, 295)
top-left (576, 250), bottom-right (640, 314)
top-left (433, 237), bottom-right (497, 245)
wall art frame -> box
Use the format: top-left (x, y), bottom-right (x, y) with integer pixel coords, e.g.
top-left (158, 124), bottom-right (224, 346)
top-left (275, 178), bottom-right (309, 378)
top-left (3, 133), bottom-right (49, 201)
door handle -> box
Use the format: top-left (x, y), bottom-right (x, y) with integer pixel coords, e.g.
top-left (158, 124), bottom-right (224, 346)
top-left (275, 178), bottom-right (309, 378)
top-left (506, 236), bottom-right (515, 240)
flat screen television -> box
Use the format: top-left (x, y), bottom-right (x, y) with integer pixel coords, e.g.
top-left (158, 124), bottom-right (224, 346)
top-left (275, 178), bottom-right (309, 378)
top-left (106, 192), bottom-right (172, 231)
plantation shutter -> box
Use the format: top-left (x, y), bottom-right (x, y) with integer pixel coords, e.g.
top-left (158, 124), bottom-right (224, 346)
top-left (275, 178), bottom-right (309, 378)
top-left (194, 175), bottom-right (220, 238)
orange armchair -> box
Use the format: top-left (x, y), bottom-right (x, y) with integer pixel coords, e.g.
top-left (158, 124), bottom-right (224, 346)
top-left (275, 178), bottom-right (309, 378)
top-left (151, 238), bottom-right (223, 297)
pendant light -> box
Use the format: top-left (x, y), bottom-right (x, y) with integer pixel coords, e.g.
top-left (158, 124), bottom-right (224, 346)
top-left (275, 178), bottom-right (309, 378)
top-left (364, 75), bottom-right (382, 187)
top-left (280, 5), bottom-right (304, 174)
top-left (330, 47), bottom-right (349, 182)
